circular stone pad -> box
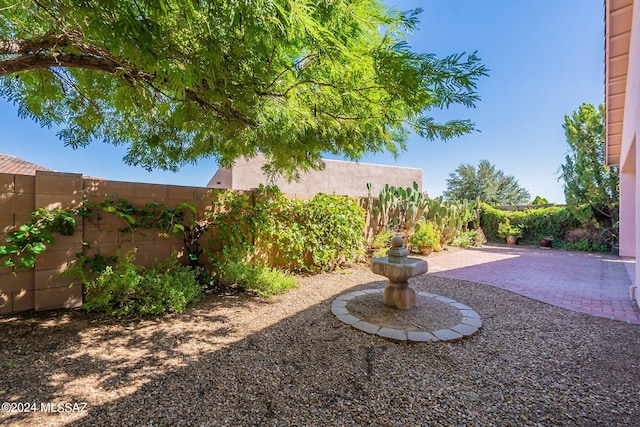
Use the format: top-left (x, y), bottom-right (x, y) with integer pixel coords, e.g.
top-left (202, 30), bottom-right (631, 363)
top-left (331, 289), bottom-right (482, 342)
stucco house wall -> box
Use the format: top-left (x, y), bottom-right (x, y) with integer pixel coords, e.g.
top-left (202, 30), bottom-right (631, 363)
top-left (606, 0), bottom-right (639, 302)
top-left (620, 1), bottom-right (640, 264)
top-left (207, 155), bottom-right (423, 197)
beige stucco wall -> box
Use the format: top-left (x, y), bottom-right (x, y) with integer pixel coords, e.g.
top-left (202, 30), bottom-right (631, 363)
top-left (618, 0), bottom-right (640, 295)
top-left (207, 167), bottom-right (232, 188)
top-left (207, 155), bottom-right (423, 197)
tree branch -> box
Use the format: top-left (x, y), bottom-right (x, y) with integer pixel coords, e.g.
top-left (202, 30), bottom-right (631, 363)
top-left (264, 53), bottom-right (319, 90)
top-left (323, 111), bottom-right (380, 121)
top-left (0, 34), bottom-right (72, 55)
top-left (0, 52), bottom-right (121, 76)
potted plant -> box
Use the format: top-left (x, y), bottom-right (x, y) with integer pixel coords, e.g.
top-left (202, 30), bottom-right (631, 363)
top-left (540, 236), bottom-right (553, 248)
top-left (497, 219), bottom-right (523, 245)
top-left (409, 221), bottom-right (440, 255)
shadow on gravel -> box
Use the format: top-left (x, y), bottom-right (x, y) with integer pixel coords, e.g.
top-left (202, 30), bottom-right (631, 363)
top-left (3, 272), bottom-right (640, 426)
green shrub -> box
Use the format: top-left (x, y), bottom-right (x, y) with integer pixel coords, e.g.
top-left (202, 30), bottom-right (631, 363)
top-left (497, 218), bottom-right (524, 240)
top-left (480, 203), bottom-right (580, 244)
top-left (451, 228), bottom-right (487, 248)
top-left (0, 207), bottom-right (78, 269)
top-left (303, 193), bottom-right (366, 269)
top-left (136, 258), bottom-right (204, 315)
top-left (218, 262), bottom-right (298, 298)
top-left (372, 247), bottom-right (388, 257)
top-left (518, 206), bottom-right (579, 244)
top-left (370, 229), bottom-right (393, 250)
top-left (409, 221), bottom-right (440, 250)
top-left (562, 239), bottom-right (610, 253)
top-left (562, 239), bottom-right (591, 252)
top-left (78, 250), bottom-right (202, 316)
top-left (479, 203), bottom-right (509, 241)
top-left (209, 187), bottom-right (365, 272)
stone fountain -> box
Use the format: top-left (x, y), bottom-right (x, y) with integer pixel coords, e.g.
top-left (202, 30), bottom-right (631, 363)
top-left (371, 236), bottom-right (427, 309)
top-left (332, 235), bottom-right (482, 342)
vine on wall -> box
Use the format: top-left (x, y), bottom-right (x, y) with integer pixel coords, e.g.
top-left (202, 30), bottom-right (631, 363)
top-left (0, 208), bottom-right (77, 269)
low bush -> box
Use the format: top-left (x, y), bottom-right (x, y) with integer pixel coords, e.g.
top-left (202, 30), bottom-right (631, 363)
top-left (409, 221), bottom-right (440, 251)
top-left (562, 227), bottom-right (612, 252)
top-left (218, 262), bottom-right (298, 298)
top-left (372, 247), bottom-right (389, 257)
top-left (562, 239), bottom-right (610, 253)
top-left (497, 218), bottom-right (524, 242)
top-left (450, 228), bottom-right (487, 248)
top-left (370, 229), bottom-right (393, 250)
top-left (70, 250), bottom-right (202, 317)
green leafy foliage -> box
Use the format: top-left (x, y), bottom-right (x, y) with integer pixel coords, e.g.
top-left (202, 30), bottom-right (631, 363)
top-left (450, 228), bottom-right (487, 248)
top-left (1, 1), bottom-right (487, 176)
top-left (518, 206), bottom-right (579, 244)
top-left (372, 247), bottom-right (389, 258)
top-left (217, 262), bottom-right (298, 298)
top-left (532, 196), bottom-right (549, 205)
top-left (480, 203), bottom-right (581, 245)
top-left (408, 221), bottom-right (440, 250)
top-left (563, 240), bottom-right (610, 253)
top-left (497, 218), bottom-right (524, 240)
top-left (81, 198), bottom-right (209, 274)
top-left (369, 230), bottom-right (393, 251)
top-left (443, 160), bottom-right (530, 205)
top-left (77, 250), bottom-right (202, 317)
top-left (0, 207), bottom-right (77, 269)
top-left (478, 203), bottom-right (509, 241)
top-left (209, 186), bottom-right (365, 272)
top-left (560, 103), bottom-right (619, 227)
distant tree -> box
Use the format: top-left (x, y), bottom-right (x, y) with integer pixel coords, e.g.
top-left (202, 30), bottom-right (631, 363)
top-left (0, 1), bottom-right (487, 178)
top-left (532, 196), bottom-right (549, 205)
top-left (560, 104), bottom-right (619, 226)
top-left (443, 160), bottom-right (531, 205)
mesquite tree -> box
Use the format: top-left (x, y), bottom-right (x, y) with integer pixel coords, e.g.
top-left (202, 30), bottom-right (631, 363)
top-left (0, 0), bottom-right (487, 177)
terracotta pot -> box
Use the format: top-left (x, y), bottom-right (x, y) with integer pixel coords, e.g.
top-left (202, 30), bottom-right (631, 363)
top-left (540, 239), bottom-right (552, 248)
top-left (505, 236), bottom-right (517, 245)
top-left (419, 246), bottom-right (433, 256)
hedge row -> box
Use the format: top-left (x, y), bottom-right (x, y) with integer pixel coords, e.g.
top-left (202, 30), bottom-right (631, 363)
top-left (480, 203), bottom-right (580, 244)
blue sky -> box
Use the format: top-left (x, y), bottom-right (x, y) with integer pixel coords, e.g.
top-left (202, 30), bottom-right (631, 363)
top-left (0, 1), bottom-right (604, 203)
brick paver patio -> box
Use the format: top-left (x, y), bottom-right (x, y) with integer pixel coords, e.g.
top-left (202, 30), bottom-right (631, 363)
top-left (427, 244), bottom-right (640, 324)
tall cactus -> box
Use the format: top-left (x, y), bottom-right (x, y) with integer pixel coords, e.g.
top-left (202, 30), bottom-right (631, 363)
top-left (365, 181), bottom-right (428, 233)
top-left (366, 183), bottom-right (479, 248)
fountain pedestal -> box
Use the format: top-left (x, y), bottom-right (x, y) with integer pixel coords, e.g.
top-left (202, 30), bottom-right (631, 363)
top-left (383, 281), bottom-right (416, 310)
top-left (371, 236), bottom-right (428, 310)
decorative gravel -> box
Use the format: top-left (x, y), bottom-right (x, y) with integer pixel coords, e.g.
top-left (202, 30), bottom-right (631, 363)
top-left (2, 263), bottom-right (640, 426)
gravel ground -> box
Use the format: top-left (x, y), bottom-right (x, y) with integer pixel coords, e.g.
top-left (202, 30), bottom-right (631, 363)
top-left (2, 261), bottom-right (640, 427)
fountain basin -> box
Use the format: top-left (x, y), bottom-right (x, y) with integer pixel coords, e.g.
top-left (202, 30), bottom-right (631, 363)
top-left (371, 257), bottom-right (428, 283)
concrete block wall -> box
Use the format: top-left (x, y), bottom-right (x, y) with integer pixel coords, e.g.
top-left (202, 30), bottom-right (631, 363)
top-left (0, 173), bottom-right (37, 315)
top-left (0, 172), bottom-right (224, 315)
top-left (34, 171), bottom-right (85, 311)
top-left (0, 171), bottom-right (368, 316)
